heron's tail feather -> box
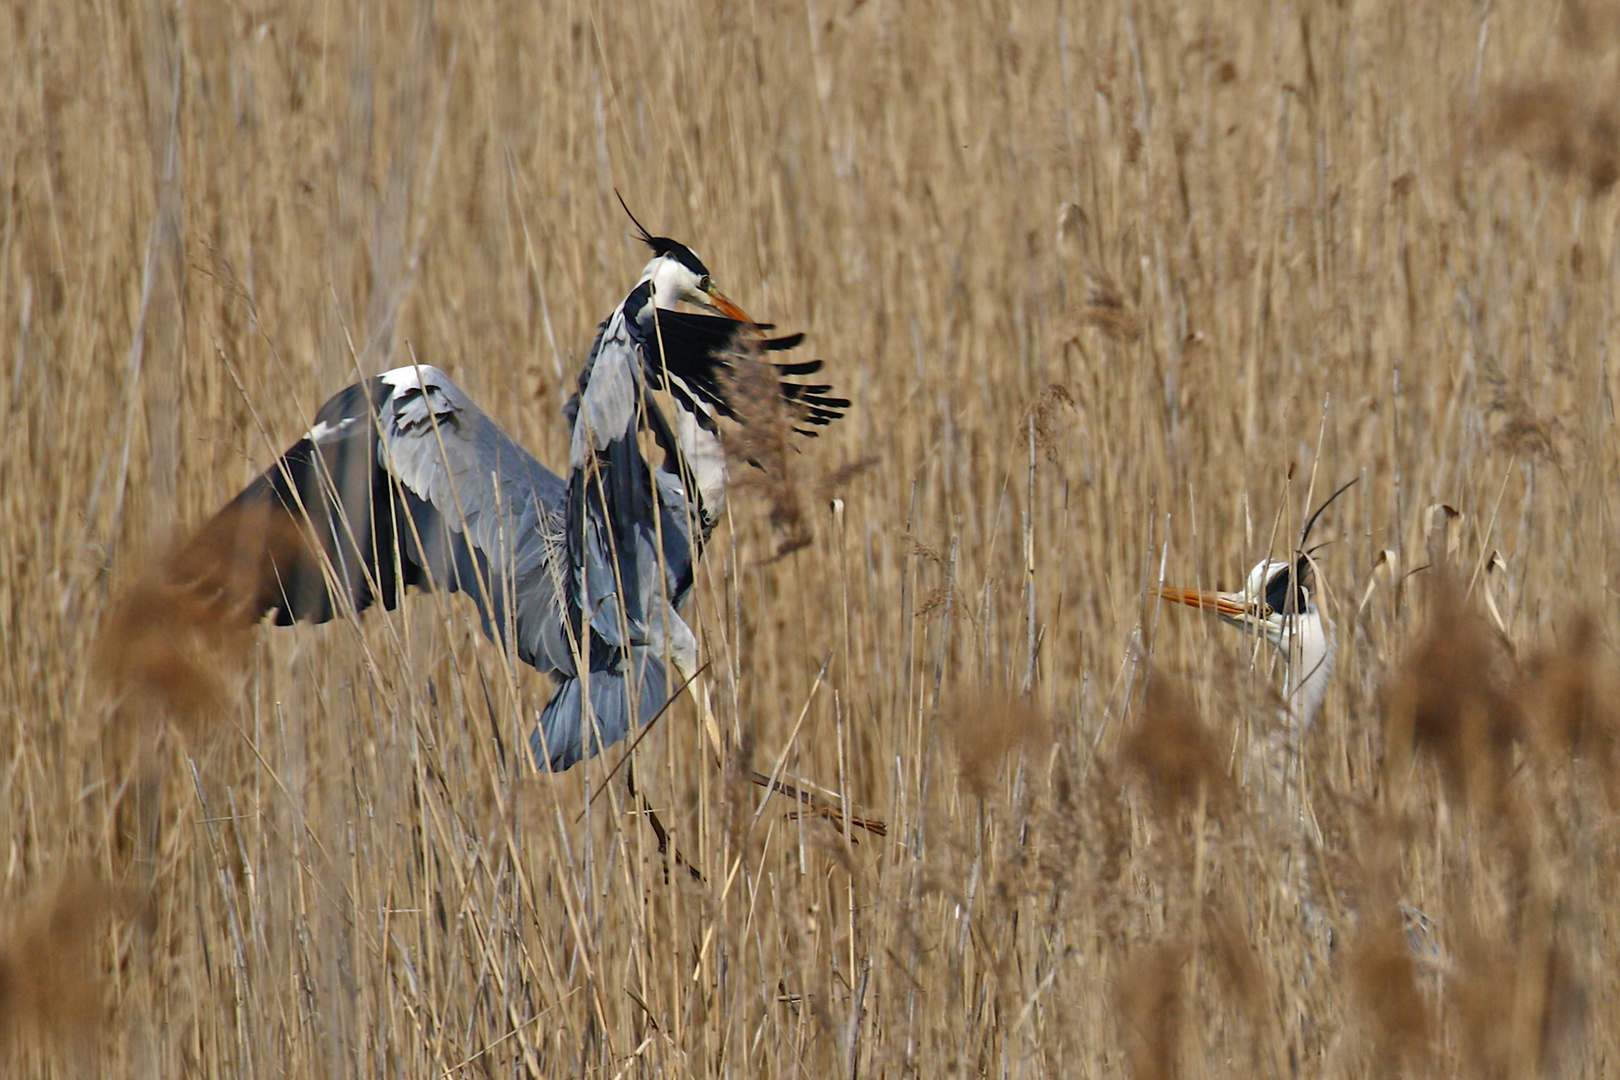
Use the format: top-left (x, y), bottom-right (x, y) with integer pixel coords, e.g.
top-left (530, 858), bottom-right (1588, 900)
top-left (531, 647), bottom-right (669, 772)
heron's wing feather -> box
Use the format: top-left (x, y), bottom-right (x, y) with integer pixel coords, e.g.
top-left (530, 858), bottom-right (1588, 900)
top-left (189, 367), bottom-right (574, 676)
top-left (375, 366), bottom-right (573, 673)
top-left (644, 310), bottom-right (851, 433)
top-left (531, 645), bottom-right (669, 771)
top-left (186, 378), bottom-right (428, 629)
top-left (644, 309), bottom-right (805, 359)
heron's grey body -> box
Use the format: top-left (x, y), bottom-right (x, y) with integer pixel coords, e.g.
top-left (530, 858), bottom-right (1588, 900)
top-left (200, 241), bottom-right (846, 771)
top-left (545, 277), bottom-right (703, 769)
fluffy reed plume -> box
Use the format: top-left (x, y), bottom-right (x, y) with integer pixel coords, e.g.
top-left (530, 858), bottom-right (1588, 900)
top-left (1122, 668), bottom-right (1233, 821)
top-left (1453, 931), bottom-right (1589, 1080)
top-left (1486, 388), bottom-right (1563, 465)
top-left (1039, 755), bottom-right (1129, 912)
top-left (1202, 906), bottom-right (1267, 1034)
top-left (1029, 383), bottom-right (1077, 465)
top-left (938, 688), bottom-right (1050, 799)
top-left (1116, 943), bottom-right (1187, 1080)
top-left (1482, 80), bottom-right (1620, 193)
top-left (95, 499), bottom-right (303, 736)
top-left (814, 454), bottom-right (880, 504)
top-left (0, 871), bottom-right (118, 1050)
top-left (1519, 614), bottom-right (1620, 796)
top-left (719, 339), bottom-right (816, 558)
top-left (1561, 0), bottom-right (1620, 48)
top-left (1346, 923), bottom-right (1433, 1071)
top-left (1079, 270), bottom-right (1143, 343)
top-left (1381, 577), bottom-right (1523, 809)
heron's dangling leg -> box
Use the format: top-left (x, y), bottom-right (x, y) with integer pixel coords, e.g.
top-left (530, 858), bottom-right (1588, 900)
top-left (675, 652), bottom-right (889, 837)
top-left (688, 667), bottom-right (727, 764)
top-left (625, 757), bottom-right (703, 883)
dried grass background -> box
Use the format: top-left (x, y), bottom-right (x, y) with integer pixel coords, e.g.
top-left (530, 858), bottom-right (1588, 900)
top-left (7, 0), bottom-right (1620, 1075)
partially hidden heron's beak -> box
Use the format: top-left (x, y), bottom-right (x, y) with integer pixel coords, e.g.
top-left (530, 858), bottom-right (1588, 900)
top-left (1152, 586), bottom-right (1250, 619)
top-left (704, 286), bottom-right (752, 323)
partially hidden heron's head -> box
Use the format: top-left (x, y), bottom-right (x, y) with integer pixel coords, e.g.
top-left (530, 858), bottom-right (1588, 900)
top-left (1154, 556), bottom-right (1316, 651)
top-left (1153, 478), bottom-right (1356, 653)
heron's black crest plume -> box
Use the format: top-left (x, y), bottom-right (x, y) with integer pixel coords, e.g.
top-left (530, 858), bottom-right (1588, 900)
top-left (1299, 477), bottom-right (1359, 551)
top-left (1289, 477), bottom-right (1359, 601)
top-left (615, 188), bottom-right (657, 246)
top-left (614, 189), bottom-right (709, 276)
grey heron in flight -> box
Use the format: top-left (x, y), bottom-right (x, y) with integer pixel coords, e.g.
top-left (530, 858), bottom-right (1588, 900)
top-left (169, 214), bottom-right (847, 772)
top-left (1154, 479), bottom-right (1357, 729)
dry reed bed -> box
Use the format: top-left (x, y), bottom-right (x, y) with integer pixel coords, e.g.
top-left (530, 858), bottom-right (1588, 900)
top-left (5, 0), bottom-right (1620, 1076)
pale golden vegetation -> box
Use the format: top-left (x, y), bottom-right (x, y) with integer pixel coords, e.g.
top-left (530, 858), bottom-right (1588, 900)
top-left (7, 0), bottom-right (1620, 1076)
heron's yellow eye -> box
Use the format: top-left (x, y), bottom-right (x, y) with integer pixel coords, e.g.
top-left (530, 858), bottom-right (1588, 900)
top-left (699, 274), bottom-right (712, 292)
top-left (1263, 605), bottom-right (1274, 618)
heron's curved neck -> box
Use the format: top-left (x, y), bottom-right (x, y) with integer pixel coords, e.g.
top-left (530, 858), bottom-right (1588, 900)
top-left (621, 279), bottom-right (661, 329)
top-left (1282, 606), bottom-right (1333, 728)
top-left (640, 259), bottom-right (687, 313)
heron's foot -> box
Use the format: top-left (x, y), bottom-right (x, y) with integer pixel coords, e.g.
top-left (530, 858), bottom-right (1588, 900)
top-left (750, 770), bottom-right (887, 838)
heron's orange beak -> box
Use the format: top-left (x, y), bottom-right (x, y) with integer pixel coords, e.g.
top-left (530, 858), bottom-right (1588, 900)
top-left (705, 287), bottom-right (752, 323)
top-left (1152, 586), bottom-right (1248, 619)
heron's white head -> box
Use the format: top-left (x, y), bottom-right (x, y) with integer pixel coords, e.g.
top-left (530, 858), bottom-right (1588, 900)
top-left (1155, 556), bottom-right (1318, 651)
top-left (1154, 556), bottom-right (1335, 725)
top-left (636, 240), bottom-right (751, 320)
top-left (1153, 479), bottom-right (1356, 654)
top-left (616, 195), bottom-right (752, 321)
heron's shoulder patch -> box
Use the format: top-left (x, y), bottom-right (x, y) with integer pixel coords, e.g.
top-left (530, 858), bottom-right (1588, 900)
top-left (379, 364), bottom-right (454, 393)
top-left (380, 367), bottom-right (471, 437)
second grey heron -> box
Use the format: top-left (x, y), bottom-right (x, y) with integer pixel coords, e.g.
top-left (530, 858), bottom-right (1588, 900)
top-left (1154, 479), bottom-right (1357, 729)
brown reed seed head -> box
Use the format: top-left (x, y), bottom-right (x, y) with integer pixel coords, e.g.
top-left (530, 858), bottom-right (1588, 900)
top-left (813, 454), bottom-right (880, 503)
top-left (1483, 80), bottom-right (1620, 194)
top-left (95, 498), bottom-right (304, 736)
top-left (1116, 943), bottom-right (1188, 1080)
top-left (1346, 924), bottom-right (1433, 1070)
top-left (718, 334), bottom-right (815, 558)
top-left (939, 689), bottom-right (1050, 799)
top-left (1123, 668), bottom-right (1233, 820)
top-left (1029, 383), bottom-right (1077, 465)
top-left (1519, 614), bottom-right (1620, 794)
top-left (1079, 270), bottom-right (1143, 342)
top-left (1382, 578), bottom-right (1522, 808)
top-left (0, 872), bottom-right (118, 1049)
top-left (1453, 931), bottom-right (1589, 1080)
top-left (1202, 906), bottom-right (1266, 1031)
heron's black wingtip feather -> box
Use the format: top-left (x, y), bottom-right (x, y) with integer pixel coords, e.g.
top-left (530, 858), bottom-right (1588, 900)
top-left (760, 332), bottom-right (806, 353)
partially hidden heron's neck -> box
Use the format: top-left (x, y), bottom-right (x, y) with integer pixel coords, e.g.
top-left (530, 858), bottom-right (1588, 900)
top-left (1284, 607), bottom-right (1334, 729)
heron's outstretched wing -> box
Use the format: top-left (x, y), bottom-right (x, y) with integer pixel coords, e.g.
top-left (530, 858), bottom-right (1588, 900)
top-left (187, 365), bottom-right (575, 676)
